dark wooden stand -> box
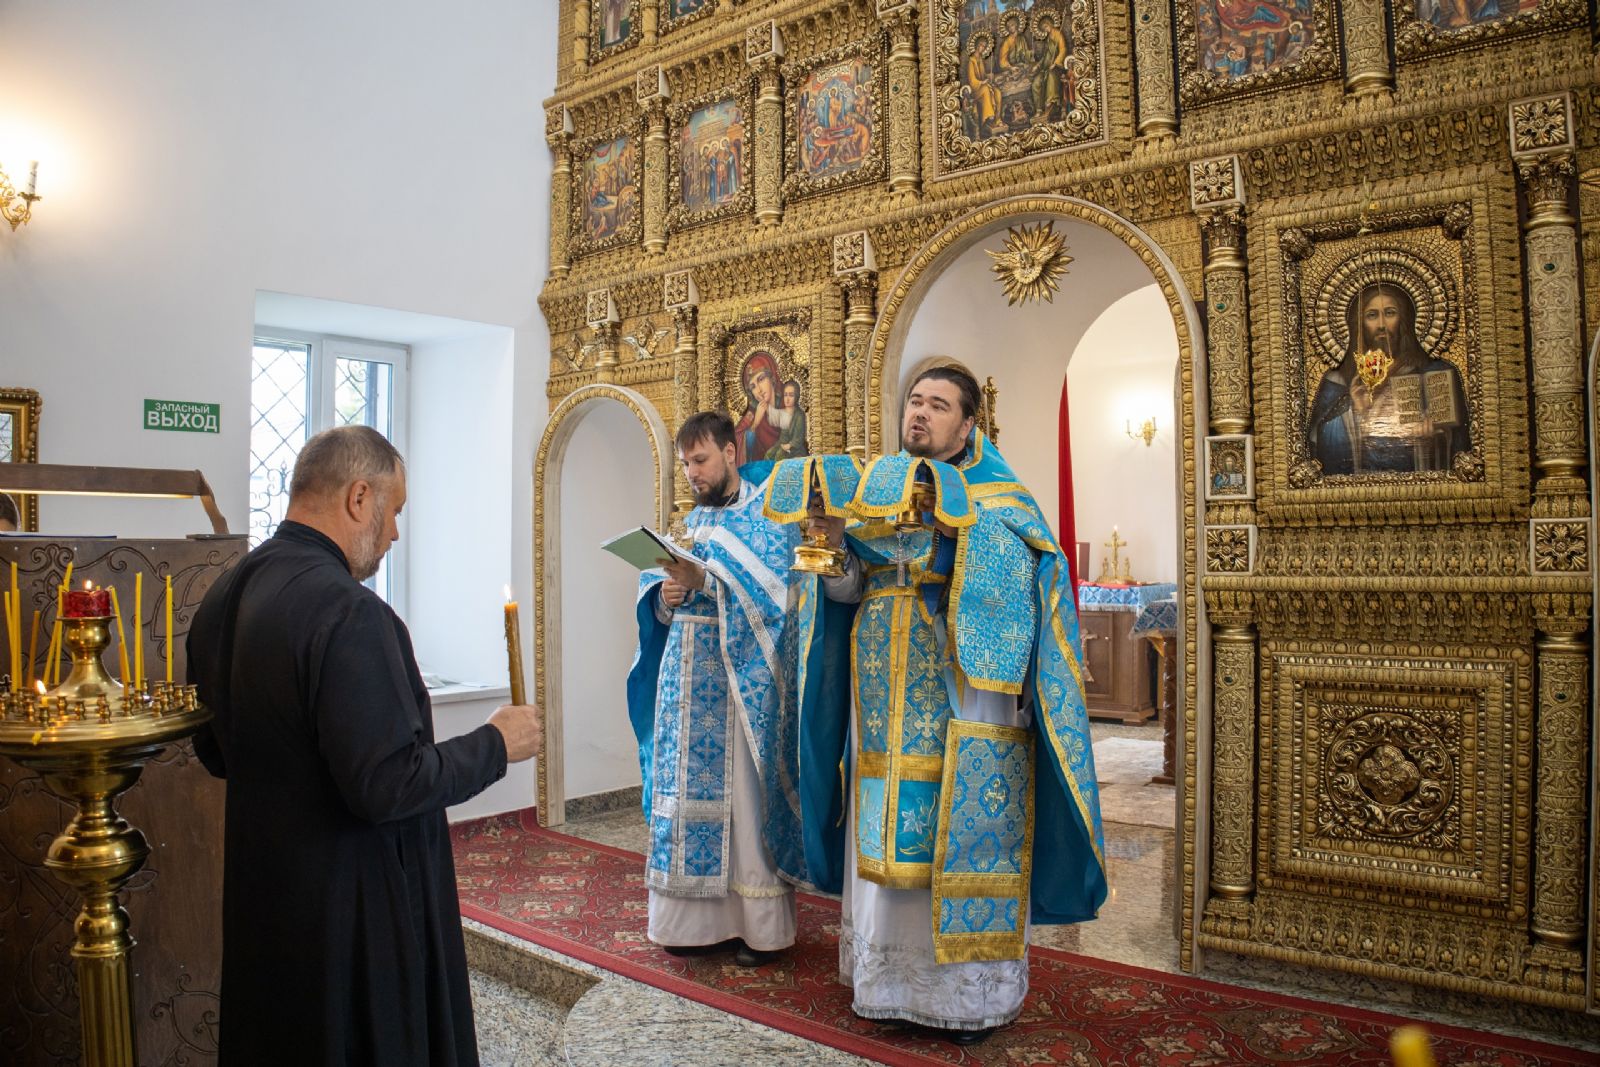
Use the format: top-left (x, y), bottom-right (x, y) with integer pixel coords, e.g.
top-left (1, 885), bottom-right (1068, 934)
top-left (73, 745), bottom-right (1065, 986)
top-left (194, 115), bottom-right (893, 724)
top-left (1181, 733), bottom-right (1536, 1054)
top-left (1080, 608), bottom-right (1155, 724)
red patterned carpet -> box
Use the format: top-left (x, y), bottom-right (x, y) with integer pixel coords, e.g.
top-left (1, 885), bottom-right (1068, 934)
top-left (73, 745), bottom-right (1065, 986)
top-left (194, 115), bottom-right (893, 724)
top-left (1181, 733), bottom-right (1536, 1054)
top-left (451, 809), bottom-right (1591, 1066)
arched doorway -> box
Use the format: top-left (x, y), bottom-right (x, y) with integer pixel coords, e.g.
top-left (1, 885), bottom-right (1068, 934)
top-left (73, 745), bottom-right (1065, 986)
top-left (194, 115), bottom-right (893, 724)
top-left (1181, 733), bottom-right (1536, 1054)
top-left (866, 195), bottom-right (1211, 971)
top-left (532, 384), bottom-right (671, 826)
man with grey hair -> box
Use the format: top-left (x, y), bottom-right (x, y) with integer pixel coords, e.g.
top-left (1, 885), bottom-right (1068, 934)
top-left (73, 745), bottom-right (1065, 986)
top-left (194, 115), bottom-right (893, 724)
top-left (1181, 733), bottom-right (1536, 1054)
top-left (189, 425), bottom-right (542, 1067)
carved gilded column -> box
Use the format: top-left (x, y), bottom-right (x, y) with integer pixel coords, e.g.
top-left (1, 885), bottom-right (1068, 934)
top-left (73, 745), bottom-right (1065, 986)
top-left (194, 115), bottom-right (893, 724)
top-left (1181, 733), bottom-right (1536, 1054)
top-left (1511, 94), bottom-right (1586, 495)
top-left (1190, 157), bottom-right (1252, 435)
top-left (587, 288), bottom-right (621, 383)
top-left (1203, 619), bottom-right (1257, 936)
top-left (641, 0), bottom-right (658, 45)
top-left (1527, 608), bottom-right (1590, 993)
top-left (878, 0), bottom-right (923, 195)
top-left (746, 22), bottom-right (785, 227)
top-left (638, 66), bottom-right (670, 255)
top-left (545, 106), bottom-right (573, 281)
top-left (834, 231), bottom-right (879, 460)
top-left (1132, 0), bottom-right (1178, 137)
top-left (665, 270), bottom-right (701, 522)
top-left (1341, 0), bottom-right (1393, 99)
top-left (574, 0), bottom-right (591, 71)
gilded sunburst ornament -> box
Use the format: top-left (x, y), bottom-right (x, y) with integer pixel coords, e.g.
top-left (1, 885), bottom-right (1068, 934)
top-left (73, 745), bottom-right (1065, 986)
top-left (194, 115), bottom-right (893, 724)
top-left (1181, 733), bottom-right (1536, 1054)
top-left (986, 222), bottom-right (1072, 306)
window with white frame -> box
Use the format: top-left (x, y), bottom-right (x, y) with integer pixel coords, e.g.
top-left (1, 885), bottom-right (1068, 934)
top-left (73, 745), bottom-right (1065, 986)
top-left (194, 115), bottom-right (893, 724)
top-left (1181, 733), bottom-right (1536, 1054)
top-left (249, 332), bottom-right (409, 608)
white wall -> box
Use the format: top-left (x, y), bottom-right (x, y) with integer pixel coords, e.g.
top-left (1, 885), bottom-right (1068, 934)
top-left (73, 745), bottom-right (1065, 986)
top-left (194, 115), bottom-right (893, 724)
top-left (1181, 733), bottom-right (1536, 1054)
top-left (896, 218), bottom-right (1174, 575)
top-left (557, 402), bottom-right (658, 800)
top-left (0, 0), bottom-right (558, 818)
top-left (1067, 286), bottom-right (1180, 583)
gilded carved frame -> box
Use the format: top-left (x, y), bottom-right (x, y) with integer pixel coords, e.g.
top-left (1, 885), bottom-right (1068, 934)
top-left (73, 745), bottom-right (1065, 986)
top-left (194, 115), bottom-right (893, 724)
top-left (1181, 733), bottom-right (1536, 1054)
top-left (570, 121), bottom-right (645, 259)
top-left (659, 0), bottom-right (717, 36)
top-left (1394, 0), bottom-right (1586, 61)
top-left (705, 305), bottom-right (816, 456)
top-left (667, 83), bottom-right (757, 233)
top-left (590, 0), bottom-right (643, 63)
top-left (928, 0), bottom-right (1109, 179)
top-left (782, 36), bottom-right (889, 202)
top-left (1174, 0), bottom-right (1342, 108)
top-left (0, 387), bottom-right (41, 531)
top-left (1250, 169), bottom-right (1524, 524)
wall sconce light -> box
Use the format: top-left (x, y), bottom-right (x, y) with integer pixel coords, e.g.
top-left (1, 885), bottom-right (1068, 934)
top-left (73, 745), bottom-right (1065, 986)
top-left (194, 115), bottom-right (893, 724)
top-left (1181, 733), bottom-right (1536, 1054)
top-left (1, 161), bottom-right (41, 231)
top-left (1126, 417), bottom-right (1157, 447)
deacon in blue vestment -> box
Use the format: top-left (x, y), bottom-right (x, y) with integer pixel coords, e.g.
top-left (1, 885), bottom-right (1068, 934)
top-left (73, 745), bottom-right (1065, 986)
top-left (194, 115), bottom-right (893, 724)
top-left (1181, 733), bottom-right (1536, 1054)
top-left (626, 412), bottom-right (834, 965)
top-left (817, 366), bottom-right (1108, 1042)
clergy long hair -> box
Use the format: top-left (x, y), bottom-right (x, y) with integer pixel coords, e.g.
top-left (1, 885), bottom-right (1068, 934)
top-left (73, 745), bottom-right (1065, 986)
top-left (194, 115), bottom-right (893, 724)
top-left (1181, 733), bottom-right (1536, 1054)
top-left (1338, 280), bottom-right (1430, 378)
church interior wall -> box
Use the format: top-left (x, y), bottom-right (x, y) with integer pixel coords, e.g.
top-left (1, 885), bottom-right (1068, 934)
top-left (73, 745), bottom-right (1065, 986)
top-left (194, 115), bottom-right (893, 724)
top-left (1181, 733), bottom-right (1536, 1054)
top-left (893, 223), bottom-right (1181, 583)
top-left (0, 0), bottom-right (561, 822)
top-left (1067, 285), bottom-right (1181, 584)
top-left (556, 399), bottom-right (658, 800)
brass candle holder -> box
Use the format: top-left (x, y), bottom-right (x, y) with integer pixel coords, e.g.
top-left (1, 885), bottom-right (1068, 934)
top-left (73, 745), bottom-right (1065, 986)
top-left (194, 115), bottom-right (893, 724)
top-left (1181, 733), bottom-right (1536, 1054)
top-left (793, 465), bottom-right (847, 577)
top-left (0, 614), bottom-right (209, 1067)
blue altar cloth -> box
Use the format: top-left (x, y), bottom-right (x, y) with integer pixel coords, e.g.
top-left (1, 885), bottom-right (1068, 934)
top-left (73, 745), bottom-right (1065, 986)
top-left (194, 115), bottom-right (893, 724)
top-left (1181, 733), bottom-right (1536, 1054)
top-left (1075, 581), bottom-right (1178, 614)
top-left (1130, 597), bottom-right (1179, 637)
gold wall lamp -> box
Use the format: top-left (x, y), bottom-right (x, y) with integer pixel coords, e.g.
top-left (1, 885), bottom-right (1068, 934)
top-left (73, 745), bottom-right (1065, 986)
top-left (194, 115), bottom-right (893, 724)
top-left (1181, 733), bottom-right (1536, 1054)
top-left (1126, 417), bottom-right (1158, 447)
top-left (1, 160), bottom-right (41, 230)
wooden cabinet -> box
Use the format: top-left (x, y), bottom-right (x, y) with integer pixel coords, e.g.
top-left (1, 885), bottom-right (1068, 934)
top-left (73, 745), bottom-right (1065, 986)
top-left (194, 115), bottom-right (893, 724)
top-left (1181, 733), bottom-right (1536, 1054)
top-left (1080, 608), bottom-right (1155, 723)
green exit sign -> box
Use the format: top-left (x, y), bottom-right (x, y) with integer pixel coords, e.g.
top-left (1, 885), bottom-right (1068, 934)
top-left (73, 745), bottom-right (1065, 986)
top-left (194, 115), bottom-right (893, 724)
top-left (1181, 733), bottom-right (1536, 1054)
top-left (144, 399), bottom-right (220, 433)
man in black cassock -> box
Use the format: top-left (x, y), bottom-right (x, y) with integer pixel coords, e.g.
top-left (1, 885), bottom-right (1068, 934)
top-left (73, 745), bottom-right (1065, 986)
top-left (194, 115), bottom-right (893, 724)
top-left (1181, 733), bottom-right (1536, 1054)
top-left (189, 425), bottom-right (543, 1067)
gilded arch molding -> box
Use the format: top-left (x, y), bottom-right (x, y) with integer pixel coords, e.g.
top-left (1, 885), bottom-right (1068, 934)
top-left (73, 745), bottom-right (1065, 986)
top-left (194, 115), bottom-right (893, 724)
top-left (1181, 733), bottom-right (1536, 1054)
top-left (862, 194), bottom-right (1212, 970)
top-left (532, 383), bottom-right (673, 827)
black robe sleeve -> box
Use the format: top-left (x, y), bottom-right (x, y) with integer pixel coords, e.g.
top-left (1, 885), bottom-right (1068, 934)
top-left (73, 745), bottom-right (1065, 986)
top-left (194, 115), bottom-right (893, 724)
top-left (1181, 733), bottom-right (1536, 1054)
top-left (311, 597), bottom-right (507, 824)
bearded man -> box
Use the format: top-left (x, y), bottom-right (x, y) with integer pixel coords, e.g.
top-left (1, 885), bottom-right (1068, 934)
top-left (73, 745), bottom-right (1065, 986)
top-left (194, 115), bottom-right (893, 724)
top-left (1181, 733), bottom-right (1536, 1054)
top-left (189, 425), bottom-right (543, 1066)
top-left (818, 365), bottom-right (1107, 1044)
top-left (626, 411), bottom-right (833, 966)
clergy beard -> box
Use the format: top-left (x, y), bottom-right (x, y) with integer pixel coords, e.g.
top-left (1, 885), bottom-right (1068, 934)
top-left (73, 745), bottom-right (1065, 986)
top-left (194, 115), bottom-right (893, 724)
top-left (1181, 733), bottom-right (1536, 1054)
top-left (347, 503), bottom-right (390, 582)
top-left (693, 471), bottom-right (737, 508)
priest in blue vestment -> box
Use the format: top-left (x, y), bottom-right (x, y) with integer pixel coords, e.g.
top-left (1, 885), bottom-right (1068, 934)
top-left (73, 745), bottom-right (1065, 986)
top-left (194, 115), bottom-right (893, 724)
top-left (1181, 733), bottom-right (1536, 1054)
top-left (815, 366), bottom-right (1108, 1043)
top-left (626, 411), bottom-right (841, 965)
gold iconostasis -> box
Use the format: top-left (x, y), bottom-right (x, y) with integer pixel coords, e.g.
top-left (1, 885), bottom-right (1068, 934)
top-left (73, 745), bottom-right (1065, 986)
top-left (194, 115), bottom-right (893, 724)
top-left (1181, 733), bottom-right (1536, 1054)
top-left (533, 0), bottom-right (1600, 1014)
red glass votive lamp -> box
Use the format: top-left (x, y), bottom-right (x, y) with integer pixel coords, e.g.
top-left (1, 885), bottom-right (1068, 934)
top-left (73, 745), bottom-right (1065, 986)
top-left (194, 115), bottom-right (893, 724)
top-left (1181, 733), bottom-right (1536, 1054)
top-left (63, 587), bottom-right (113, 618)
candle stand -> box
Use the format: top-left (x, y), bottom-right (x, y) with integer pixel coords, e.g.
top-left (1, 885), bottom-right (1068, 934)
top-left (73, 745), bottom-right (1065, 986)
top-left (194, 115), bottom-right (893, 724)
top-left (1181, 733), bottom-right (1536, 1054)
top-left (0, 614), bottom-right (209, 1067)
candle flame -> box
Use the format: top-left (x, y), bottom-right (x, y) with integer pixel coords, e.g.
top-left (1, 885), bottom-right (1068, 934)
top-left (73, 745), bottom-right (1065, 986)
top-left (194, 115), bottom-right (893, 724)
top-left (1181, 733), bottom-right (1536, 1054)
top-left (503, 584), bottom-right (513, 602)
top-left (34, 679), bottom-right (45, 695)
top-left (83, 579), bottom-right (92, 590)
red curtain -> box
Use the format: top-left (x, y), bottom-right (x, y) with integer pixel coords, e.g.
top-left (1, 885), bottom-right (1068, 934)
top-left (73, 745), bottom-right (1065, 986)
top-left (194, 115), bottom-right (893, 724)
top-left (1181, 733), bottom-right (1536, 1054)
top-left (1058, 375), bottom-right (1080, 611)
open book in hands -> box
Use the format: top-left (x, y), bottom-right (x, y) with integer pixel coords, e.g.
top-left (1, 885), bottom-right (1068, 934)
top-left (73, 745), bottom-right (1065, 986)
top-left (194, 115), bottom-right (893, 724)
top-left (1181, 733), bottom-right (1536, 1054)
top-left (600, 526), bottom-right (698, 571)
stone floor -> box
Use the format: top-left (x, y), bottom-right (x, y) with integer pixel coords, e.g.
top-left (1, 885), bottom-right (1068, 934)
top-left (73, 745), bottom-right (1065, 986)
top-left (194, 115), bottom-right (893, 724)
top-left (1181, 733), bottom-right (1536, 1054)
top-left (468, 719), bottom-right (1600, 1062)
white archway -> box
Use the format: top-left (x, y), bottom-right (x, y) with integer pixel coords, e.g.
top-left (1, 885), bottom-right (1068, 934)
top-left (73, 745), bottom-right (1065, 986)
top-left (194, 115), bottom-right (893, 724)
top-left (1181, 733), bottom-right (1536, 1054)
top-left (533, 384), bottom-right (671, 826)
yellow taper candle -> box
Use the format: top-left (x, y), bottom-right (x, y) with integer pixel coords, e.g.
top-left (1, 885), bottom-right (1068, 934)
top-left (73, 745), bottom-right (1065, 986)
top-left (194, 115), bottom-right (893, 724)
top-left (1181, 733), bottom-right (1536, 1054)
top-left (134, 572), bottom-right (144, 689)
top-left (109, 585), bottom-right (132, 689)
top-left (9, 561), bottom-right (18, 692)
top-left (503, 586), bottom-right (526, 707)
top-left (4, 591), bottom-right (14, 692)
top-left (165, 574), bottom-right (174, 683)
top-left (26, 609), bottom-right (40, 687)
top-left (46, 587), bottom-right (62, 688)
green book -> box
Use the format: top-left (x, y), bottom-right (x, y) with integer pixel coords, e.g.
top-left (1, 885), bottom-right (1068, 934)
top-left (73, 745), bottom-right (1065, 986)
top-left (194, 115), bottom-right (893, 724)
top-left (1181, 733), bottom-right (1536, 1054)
top-left (600, 526), bottom-right (697, 570)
